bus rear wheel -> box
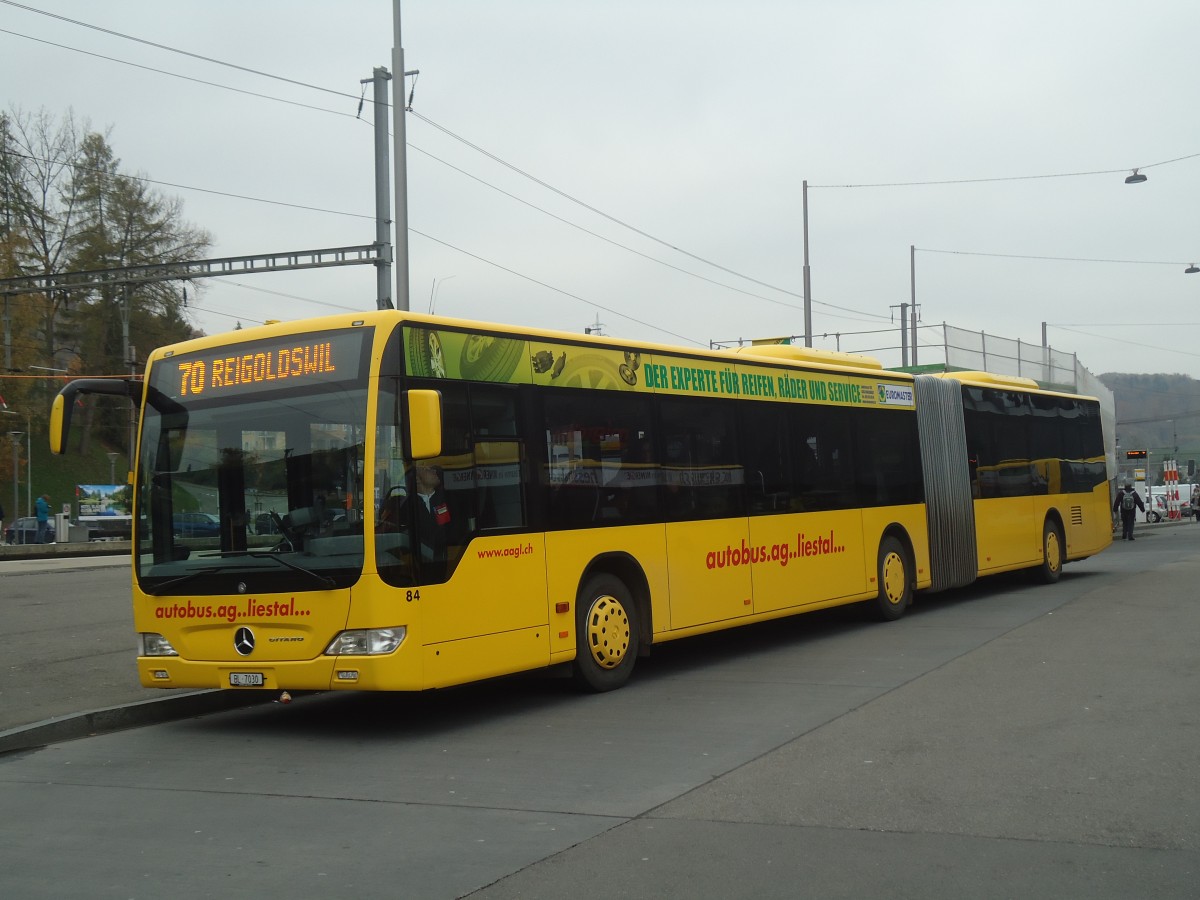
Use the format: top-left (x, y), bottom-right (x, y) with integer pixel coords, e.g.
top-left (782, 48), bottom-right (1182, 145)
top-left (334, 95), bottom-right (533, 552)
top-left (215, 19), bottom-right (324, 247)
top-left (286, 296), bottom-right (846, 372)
top-left (1036, 520), bottom-right (1064, 584)
top-left (872, 536), bottom-right (911, 621)
top-left (573, 573), bottom-right (639, 692)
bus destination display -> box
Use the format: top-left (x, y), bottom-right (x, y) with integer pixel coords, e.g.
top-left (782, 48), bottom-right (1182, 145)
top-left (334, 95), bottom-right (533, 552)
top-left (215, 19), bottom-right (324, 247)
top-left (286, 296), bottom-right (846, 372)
top-left (157, 328), bottom-right (370, 401)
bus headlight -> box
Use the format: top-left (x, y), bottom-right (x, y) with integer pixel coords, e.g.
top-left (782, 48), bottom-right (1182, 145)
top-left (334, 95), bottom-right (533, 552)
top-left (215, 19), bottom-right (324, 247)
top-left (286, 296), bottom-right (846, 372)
top-left (139, 633), bottom-right (179, 656)
top-left (324, 627), bottom-right (406, 656)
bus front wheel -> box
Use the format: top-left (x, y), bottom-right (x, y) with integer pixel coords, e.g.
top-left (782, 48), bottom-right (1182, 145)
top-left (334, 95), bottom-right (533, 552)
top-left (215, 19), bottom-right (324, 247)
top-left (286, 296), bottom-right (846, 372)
top-left (573, 573), bottom-right (639, 692)
top-left (1036, 520), bottom-right (1064, 584)
top-left (872, 536), bottom-right (912, 621)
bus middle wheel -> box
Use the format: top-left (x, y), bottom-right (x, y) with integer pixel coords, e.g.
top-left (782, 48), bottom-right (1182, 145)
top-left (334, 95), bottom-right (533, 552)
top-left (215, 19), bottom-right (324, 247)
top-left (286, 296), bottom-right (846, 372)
top-left (873, 535), bottom-right (912, 621)
top-left (573, 573), bottom-right (639, 692)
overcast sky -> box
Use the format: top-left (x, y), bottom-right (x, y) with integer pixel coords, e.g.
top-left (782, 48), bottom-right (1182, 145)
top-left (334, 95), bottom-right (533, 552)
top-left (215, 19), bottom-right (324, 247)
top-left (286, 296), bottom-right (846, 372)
top-left (2, 0), bottom-right (1198, 378)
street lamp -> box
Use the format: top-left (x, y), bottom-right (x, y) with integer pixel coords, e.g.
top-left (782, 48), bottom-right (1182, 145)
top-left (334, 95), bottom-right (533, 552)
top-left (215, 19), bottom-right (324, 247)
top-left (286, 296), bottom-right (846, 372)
top-left (2, 410), bottom-right (31, 516)
top-left (428, 275), bottom-right (457, 314)
top-left (1186, 264), bottom-right (1199, 274)
top-left (8, 431), bottom-right (21, 526)
top-left (1124, 169), bottom-right (1147, 184)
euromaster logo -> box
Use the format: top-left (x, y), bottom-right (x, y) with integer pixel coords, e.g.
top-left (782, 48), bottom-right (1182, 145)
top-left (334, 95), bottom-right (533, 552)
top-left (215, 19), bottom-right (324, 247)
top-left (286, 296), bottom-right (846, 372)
top-left (878, 383), bottom-right (915, 407)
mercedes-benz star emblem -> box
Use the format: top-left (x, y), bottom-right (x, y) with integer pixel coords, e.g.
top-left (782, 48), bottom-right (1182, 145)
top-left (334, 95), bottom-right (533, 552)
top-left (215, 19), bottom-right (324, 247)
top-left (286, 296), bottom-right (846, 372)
top-left (234, 627), bottom-right (256, 656)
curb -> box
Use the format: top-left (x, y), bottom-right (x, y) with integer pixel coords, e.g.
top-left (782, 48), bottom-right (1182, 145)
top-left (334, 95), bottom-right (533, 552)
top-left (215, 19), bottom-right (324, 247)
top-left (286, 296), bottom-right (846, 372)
top-left (0, 689), bottom-right (281, 755)
top-left (0, 540), bottom-right (132, 562)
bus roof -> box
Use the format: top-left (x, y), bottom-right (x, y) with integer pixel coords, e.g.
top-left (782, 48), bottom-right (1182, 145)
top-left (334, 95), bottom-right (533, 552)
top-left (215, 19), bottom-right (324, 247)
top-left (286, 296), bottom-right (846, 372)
top-left (723, 343), bottom-right (884, 370)
top-left (146, 309), bottom-right (903, 380)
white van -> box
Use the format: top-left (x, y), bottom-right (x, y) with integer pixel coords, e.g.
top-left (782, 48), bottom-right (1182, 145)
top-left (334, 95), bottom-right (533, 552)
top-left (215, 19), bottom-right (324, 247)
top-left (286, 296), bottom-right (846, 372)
top-left (1146, 485), bottom-right (1197, 522)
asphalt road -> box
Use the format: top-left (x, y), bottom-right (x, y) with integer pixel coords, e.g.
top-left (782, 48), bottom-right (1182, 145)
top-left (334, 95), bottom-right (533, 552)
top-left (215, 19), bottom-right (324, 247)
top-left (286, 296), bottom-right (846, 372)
top-left (1, 557), bottom-right (143, 731)
top-left (1, 523), bottom-right (1198, 898)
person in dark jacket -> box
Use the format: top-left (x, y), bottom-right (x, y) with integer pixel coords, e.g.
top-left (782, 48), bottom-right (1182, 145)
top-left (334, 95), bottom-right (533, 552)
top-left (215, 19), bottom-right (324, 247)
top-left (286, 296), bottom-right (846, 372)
top-left (1113, 484), bottom-right (1145, 541)
top-left (414, 464), bottom-right (451, 579)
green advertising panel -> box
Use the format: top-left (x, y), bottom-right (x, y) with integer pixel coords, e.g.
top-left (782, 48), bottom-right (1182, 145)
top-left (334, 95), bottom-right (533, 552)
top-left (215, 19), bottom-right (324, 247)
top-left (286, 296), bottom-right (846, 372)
top-left (403, 326), bottom-right (914, 410)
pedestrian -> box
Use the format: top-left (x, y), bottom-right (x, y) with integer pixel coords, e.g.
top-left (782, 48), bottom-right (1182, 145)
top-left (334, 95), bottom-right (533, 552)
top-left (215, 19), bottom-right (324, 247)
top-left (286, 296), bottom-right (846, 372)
top-left (1113, 483), bottom-right (1144, 541)
top-left (35, 492), bottom-right (51, 544)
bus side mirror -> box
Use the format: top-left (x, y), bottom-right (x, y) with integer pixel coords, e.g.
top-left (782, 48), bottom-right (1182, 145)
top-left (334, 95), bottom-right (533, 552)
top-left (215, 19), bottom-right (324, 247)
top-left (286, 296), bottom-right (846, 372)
top-left (49, 377), bottom-right (143, 455)
top-left (49, 394), bottom-right (68, 454)
top-left (407, 389), bottom-right (442, 460)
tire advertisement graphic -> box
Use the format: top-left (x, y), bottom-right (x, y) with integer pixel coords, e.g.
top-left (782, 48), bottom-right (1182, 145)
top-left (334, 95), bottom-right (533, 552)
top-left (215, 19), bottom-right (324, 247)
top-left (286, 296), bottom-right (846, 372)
top-left (407, 328), bottom-right (448, 379)
top-left (459, 334), bottom-right (523, 382)
top-left (404, 327), bottom-right (639, 390)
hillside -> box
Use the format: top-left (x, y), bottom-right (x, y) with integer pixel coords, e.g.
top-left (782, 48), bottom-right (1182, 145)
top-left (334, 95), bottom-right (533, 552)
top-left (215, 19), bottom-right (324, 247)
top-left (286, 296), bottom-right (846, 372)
top-left (1099, 372), bottom-right (1200, 481)
top-left (3, 423), bottom-right (127, 522)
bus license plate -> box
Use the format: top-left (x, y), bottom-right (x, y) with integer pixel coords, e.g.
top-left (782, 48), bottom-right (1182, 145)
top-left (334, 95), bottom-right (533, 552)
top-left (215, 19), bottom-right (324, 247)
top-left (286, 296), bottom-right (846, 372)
top-left (229, 672), bottom-right (264, 687)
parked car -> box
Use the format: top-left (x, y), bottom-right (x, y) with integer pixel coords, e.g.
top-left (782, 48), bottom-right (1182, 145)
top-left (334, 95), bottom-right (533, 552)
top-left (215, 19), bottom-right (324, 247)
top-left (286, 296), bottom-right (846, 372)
top-left (172, 511), bottom-right (221, 537)
top-left (254, 512), bottom-right (281, 535)
top-left (1144, 494), bottom-right (1164, 523)
top-left (4, 516), bottom-right (56, 544)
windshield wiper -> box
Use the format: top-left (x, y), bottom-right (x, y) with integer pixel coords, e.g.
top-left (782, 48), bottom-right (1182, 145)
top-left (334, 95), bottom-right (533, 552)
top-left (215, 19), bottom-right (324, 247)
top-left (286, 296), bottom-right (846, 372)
top-left (231, 551), bottom-right (337, 589)
top-left (144, 553), bottom-right (336, 594)
top-left (143, 565), bottom-right (245, 596)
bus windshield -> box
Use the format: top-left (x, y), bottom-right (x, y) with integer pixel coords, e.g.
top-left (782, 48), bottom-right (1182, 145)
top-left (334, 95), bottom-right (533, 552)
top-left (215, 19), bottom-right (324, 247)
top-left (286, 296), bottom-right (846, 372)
top-left (135, 327), bottom-right (373, 595)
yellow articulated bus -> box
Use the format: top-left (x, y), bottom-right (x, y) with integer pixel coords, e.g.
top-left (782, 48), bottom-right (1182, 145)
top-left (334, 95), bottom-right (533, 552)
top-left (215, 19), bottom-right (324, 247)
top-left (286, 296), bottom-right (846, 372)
top-left (50, 312), bottom-right (1112, 694)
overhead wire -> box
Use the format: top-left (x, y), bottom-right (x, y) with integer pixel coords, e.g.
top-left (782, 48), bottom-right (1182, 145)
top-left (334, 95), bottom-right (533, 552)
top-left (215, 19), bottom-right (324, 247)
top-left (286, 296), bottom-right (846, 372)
top-left (810, 152), bottom-right (1200, 189)
top-left (5, 149), bottom-right (374, 220)
top-left (5, 0), bottom-right (1197, 354)
top-left (0, 0), bottom-right (360, 101)
top-left (0, 16), bottom-right (849, 328)
top-left (1, 2), bottom-right (898, 322)
top-left (408, 143), bottom-right (847, 318)
top-left (918, 248), bottom-right (1194, 267)
top-left (0, 27), bottom-right (358, 119)
top-left (3, 3), bottom-right (807, 301)
top-left (1051, 325), bottom-right (1200, 359)
top-left (410, 228), bottom-right (705, 346)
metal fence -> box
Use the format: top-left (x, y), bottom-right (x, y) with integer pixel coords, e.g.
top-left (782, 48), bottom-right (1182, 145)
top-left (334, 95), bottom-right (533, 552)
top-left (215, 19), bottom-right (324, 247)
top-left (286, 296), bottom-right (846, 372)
top-left (712, 322), bottom-right (1117, 483)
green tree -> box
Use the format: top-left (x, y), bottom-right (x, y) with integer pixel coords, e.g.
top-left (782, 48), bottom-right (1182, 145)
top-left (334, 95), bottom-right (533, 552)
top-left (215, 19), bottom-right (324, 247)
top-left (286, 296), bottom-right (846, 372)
top-left (66, 130), bottom-right (210, 452)
top-left (1, 106), bottom-right (211, 456)
top-left (1, 112), bottom-right (43, 494)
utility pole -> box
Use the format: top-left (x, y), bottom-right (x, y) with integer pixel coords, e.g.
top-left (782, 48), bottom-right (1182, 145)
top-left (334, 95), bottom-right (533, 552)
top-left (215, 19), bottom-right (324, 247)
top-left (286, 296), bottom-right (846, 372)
top-left (801, 180), bottom-right (812, 347)
top-left (363, 66), bottom-right (394, 310)
top-left (891, 302), bottom-right (910, 367)
top-left (392, 0), bottom-right (411, 310)
top-left (909, 244), bottom-right (919, 366)
top-left (119, 284), bottom-right (138, 472)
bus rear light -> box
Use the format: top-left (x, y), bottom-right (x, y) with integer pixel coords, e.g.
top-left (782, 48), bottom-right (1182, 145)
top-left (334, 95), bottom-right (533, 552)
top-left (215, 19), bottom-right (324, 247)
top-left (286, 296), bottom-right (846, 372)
top-left (139, 633), bottom-right (179, 657)
top-left (324, 626), bottom-right (406, 656)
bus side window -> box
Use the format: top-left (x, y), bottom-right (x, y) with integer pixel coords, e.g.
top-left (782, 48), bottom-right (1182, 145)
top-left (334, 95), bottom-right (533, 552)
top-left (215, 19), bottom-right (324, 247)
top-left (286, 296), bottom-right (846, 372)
top-left (660, 397), bottom-right (743, 520)
top-left (474, 440), bottom-right (523, 529)
top-left (542, 389), bottom-right (654, 529)
top-left (853, 407), bottom-right (922, 507)
top-left (796, 407), bottom-right (856, 511)
top-left (469, 385), bottom-right (525, 531)
top-left (741, 403), bottom-right (793, 514)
